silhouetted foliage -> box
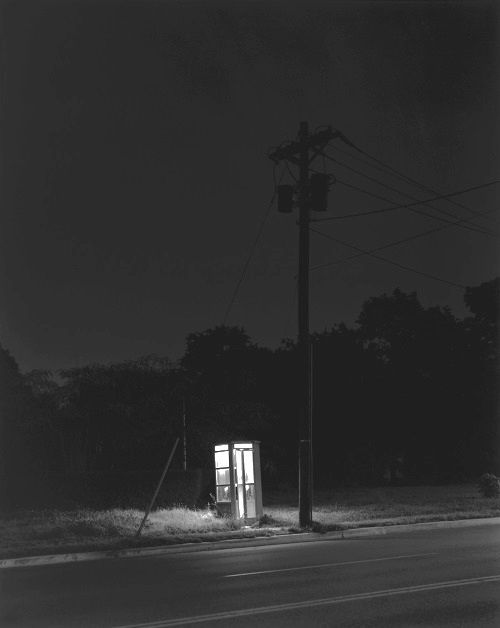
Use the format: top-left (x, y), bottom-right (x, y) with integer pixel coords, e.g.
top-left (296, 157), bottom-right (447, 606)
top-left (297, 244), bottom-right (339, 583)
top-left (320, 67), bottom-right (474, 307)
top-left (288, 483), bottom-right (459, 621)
top-left (179, 325), bottom-right (281, 475)
top-left (478, 473), bottom-right (500, 498)
top-left (462, 279), bottom-right (500, 476)
top-left (55, 355), bottom-right (177, 474)
top-left (309, 324), bottom-right (383, 485)
top-left (0, 344), bottom-right (43, 507)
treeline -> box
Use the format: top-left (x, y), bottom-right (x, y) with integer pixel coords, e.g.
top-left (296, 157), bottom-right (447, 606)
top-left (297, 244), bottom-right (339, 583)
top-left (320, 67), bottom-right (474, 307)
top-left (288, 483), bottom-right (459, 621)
top-left (1, 279), bottom-right (498, 509)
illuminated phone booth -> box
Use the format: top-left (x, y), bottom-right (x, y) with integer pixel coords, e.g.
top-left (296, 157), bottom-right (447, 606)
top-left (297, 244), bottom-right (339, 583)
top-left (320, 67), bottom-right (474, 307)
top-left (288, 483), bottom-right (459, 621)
top-left (214, 441), bottom-right (263, 523)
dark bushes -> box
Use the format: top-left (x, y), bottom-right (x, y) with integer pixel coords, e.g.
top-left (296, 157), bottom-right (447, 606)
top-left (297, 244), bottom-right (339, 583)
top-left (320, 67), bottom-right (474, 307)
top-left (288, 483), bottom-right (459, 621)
top-left (1, 469), bottom-right (205, 511)
top-left (478, 473), bottom-right (500, 498)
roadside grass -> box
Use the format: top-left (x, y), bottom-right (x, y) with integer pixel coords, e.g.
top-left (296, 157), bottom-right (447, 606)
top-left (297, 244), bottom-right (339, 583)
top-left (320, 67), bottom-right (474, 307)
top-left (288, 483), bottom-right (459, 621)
top-left (1, 484), bottom-right (498, 560)
top-left (265, 484), bottom-right (500, 531)
top-left (0, 507), bottom-right (281, 560)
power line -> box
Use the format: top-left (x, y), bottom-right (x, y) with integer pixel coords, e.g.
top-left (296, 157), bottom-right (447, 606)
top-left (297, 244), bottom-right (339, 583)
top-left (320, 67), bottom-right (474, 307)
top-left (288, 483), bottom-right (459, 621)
top-left (314, 181), bottom-right (500, 223)
top-left (316, 179), bottom-right (500, 238)
top-left (222, 164), bottom-right (286, 325)
top-left (329, 142), bottom-right (427, 192)
top-left (321, 152), bottom-right (500, 237)
top-left (333, 179), bottom-right (499, 237)
top-left (311, 224), bottom-right (452, 272)
top-left (326, 152), bottom-right (427, 202)
top-left (336, 136), bottom-right (500, 226)
top-left (310, 204), bottom-right (500, 273)
top-left (310, 227), bottom-right (466, 289)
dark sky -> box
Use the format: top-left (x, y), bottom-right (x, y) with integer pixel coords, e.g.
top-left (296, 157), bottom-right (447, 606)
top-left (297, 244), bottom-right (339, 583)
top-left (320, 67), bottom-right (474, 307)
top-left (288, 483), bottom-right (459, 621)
top-left (1, 0), bottom-right (499, 373)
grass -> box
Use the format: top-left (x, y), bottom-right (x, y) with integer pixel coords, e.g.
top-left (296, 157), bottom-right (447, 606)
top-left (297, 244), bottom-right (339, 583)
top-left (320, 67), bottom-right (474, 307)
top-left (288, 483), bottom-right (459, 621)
top-left (0, 506), bottom-right (284, 560)
top-left (265, 484), bottom-right (500, 531)
top-left (1, 484), bottom-right (498, 560)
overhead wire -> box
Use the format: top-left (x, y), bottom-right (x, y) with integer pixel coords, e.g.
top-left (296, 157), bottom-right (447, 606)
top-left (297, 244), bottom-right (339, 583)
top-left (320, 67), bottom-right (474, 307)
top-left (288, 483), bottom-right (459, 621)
top-left (321, 152), bottom-right (500, 238)
top-left (310, 204), bottom-right (500, 273)
top-left (310, 227), bottom-right (466, 289)
top-left (334, 136), bottom-right (500, 226)
top-left (313, 181), bottom-right (500, 225)
top-left (222, 163), bottom-right (286, 325)
top-left (317, 177), bottom-right (500, 238)
top-left (329, 142), bottom-right (500, 228)
top-left (329, 142), bottom-right (427, 191)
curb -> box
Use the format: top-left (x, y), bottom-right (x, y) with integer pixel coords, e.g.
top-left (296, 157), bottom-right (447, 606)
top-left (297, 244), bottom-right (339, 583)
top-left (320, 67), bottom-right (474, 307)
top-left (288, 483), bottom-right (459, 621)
top-left (1, 517), bottom-right (499, 569)
top-left (0, 532), bottom-right (335, 570)
top-left (341, 516), bottom-right (500, 538)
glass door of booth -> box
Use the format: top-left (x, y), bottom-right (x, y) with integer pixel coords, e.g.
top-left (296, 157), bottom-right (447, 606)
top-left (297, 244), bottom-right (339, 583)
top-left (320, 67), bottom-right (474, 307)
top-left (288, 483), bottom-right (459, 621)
top-left (234, 445), bottom-right (256, 520)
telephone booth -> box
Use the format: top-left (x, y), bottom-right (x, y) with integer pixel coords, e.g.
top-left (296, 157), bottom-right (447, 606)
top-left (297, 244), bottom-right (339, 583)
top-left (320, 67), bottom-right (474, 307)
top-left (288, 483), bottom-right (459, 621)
top-left (214, 441), bottom-right (263, 523)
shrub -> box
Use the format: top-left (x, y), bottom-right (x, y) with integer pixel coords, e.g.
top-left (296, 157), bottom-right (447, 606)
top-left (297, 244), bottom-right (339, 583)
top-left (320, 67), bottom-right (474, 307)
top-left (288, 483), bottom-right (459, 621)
top-left (478, 473), bottom-right (500, 498)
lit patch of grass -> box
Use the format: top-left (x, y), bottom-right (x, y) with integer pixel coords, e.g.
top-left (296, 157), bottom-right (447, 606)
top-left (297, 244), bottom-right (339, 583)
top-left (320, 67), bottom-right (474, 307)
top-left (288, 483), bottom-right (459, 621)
top-left (146, 507), bottom-right (244, 533)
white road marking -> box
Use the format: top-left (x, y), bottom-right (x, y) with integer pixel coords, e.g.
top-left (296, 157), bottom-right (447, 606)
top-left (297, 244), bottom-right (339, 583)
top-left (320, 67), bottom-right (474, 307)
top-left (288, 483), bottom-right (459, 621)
top-left (113, 574), bottom-right (500, 628)
top-left (224, 551), bottom-right (437, 577)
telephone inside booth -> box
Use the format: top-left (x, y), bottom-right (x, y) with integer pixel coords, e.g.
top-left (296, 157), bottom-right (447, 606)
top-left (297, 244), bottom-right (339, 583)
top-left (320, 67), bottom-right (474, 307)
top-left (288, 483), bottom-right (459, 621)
top-left (214, 441), bottom-right (263, 523)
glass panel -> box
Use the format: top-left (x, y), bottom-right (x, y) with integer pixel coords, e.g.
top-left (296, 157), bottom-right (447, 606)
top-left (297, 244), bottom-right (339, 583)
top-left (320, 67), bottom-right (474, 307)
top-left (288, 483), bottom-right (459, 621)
top-left (216, 468), bottom-right (230, 485)
top-left (245, 484), bottom-right (255, 502)
top-left (233, 443), bottom-right (252, 449)
top-left (235, 449), bottom-right (243, 484)
top-left (216, 486), bottom-right (231, 502)
top-left (246, 485), bottom-right (256, 518)
top-left (215, 450), bottom-right (229, 469)
top-left (246, 501), bottom-right (256, 518)
top-left (215, 444), bottom-right (228, 452)
top-left (243, 450), bottom-right (254, 483)
top-left (237, 484), bottom-right (244, 518)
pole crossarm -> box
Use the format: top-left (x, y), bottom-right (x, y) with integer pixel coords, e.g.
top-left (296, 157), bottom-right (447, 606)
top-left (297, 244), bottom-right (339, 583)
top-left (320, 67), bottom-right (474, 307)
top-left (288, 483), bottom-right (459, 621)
top-left (268, 127), bottom-right (341, 165)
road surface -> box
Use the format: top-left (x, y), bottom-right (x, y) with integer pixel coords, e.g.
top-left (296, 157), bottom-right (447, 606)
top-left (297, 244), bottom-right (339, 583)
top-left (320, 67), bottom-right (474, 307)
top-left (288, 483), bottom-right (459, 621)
top-left (1, 524), bottom-right (499, 627)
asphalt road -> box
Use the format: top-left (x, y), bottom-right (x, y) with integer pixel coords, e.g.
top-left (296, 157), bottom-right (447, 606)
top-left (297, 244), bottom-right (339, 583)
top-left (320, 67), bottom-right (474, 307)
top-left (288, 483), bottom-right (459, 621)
top-left (1, 524), bottom-right (499, 627)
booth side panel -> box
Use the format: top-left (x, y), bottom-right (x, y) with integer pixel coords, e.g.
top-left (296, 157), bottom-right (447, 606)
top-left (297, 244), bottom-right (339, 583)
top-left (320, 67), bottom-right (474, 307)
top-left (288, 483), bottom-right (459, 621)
top-left (253, 444), bottom-right (264, 518)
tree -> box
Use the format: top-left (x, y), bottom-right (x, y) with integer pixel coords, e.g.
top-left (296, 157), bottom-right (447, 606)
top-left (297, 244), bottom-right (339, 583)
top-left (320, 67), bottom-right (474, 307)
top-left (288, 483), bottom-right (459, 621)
top-left (462, 278), bottom-right (500, 475)
top-left (308, 324), bottom-right (382, 485)
top-left (464, 278), bottom-right (499, 358)
top-left (180, 325), bottom-right (258, 401)
top-left (356, 289), bottom-right (424, 364)
top-left (55, 355), bottom-right (177, 474)
top-left (0, 343), bottom-right (40, 506)
top-left (355, 289), bottom-right (470, 482)
top-left (179, 326), bottom-right (280, 474)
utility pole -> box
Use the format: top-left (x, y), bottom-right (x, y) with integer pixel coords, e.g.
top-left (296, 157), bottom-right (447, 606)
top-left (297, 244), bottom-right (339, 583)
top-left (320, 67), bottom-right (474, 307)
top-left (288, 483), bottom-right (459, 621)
top-left (182, 396), bottom-right (187, 471)
top-left (269, 122), bottom-right (338, 528)
top-left (297, 121), bottom-right (312, 528)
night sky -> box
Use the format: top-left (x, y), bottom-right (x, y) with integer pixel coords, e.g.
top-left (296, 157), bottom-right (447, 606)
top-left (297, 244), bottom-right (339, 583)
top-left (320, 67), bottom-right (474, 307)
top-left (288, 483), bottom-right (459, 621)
top-left (1, 0), bottom-right (499, 374)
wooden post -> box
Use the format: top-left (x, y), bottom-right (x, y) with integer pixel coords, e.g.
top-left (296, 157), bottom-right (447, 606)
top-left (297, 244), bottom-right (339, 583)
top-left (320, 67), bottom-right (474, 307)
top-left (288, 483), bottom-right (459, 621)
top-left (135, 437), bottom-right (180, 539)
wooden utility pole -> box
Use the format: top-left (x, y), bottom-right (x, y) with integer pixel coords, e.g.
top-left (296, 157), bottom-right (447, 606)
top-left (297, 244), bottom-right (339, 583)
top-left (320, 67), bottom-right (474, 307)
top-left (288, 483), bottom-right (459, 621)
top-left (297, 121), bottom-right (312, 528)
top-left (182, 397), bottom-right (187, 471)
top-left (269, 122), bottom-right (337, 528)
